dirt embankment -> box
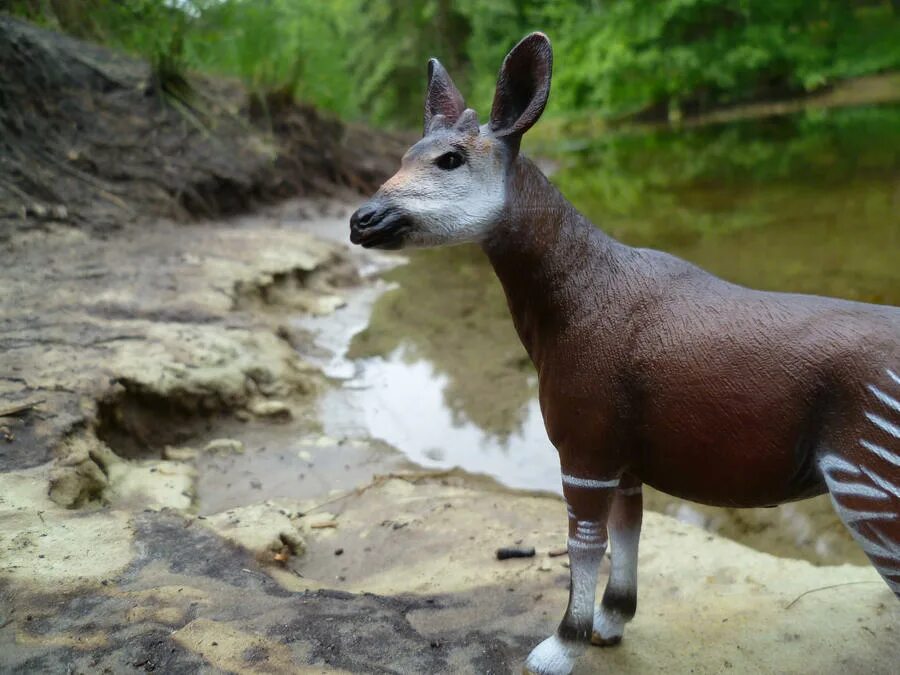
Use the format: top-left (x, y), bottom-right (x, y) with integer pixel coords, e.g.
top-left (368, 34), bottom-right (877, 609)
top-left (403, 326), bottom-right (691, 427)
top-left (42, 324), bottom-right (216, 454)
top-left (0, 15), bottom-right (406, 234)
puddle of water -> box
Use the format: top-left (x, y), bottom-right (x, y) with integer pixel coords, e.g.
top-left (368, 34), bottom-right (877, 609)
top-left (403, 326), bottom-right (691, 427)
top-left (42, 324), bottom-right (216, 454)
top-left (193, 416), bottom-right (412, 516)
top-left (294, 104), bottom-right (898, 565)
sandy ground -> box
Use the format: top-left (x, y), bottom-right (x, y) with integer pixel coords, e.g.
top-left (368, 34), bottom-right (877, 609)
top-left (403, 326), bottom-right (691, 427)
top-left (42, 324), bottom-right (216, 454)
top-left (1, 204), bottom-right (897, 674)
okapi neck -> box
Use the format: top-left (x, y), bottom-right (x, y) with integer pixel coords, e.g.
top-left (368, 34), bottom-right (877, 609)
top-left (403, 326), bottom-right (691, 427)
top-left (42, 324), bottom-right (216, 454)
top-left (481, 155), bottom-right (619, 360)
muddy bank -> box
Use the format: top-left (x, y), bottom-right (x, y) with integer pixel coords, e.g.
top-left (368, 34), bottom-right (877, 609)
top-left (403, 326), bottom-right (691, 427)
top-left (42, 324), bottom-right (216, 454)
top-left (0, 17), bottom-right (405, 234)
top-left (2, 469), bottom-right (897, 674)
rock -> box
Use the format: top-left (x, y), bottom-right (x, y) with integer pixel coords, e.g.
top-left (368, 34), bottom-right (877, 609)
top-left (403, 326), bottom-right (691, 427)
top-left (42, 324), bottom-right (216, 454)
top-left (0, 470), bottom-right (134, 590)
top-left (299, 434), bottom-right (338, 447)
top-left (203, 503), bottom-right (305, 560)
top-left (162, 445), bottom-right (199, 462)
top-left (302, 512), bottom-right (338, 531)
top-left (47, 436), bottom-right (123, 508)
top-left (204, 438), bottom-right (245, 454)
top-left (47, 435), bottom-right (195, 511)
top-left (105, 460), bottom-right (196, 511)
top-left (248, 400), bottom-right (292, 419)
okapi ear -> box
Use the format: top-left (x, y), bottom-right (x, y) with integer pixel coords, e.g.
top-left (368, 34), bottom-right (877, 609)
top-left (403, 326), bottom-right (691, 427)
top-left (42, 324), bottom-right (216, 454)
top-left (490, 32), bottom-right (552, 142)
top-left (424, 58), bottom-right (466, 135)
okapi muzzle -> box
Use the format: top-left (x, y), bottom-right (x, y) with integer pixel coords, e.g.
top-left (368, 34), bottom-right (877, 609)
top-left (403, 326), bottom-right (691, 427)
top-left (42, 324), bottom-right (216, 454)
top-left (349, 32), bottom-right (900, 675)
top-left (349, 199), bottom-right (412, 250)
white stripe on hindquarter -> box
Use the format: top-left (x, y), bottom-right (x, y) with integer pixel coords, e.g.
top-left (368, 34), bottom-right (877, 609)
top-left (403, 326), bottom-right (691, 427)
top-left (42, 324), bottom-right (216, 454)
top-left (835, 505), bottom-right (898, 525)
top-left (887, 368), bottom-right (900, 387)
top-left (860, 465), bottom-right (900, 500)
top-left (828, 480), bottom-right (891, 501)
top-left (820, 454), bottom-right (861, 477)
top-left (860, 439), bottom-right (900, 468)
top-left (866, 412), bottom-right (900, 439)
top-left (867, 384), bottom-right (900, 414)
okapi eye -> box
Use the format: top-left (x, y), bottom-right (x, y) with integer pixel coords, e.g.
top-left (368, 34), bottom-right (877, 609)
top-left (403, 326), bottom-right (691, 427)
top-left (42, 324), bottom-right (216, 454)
top-left (435, 151), bottom-right (465, 170)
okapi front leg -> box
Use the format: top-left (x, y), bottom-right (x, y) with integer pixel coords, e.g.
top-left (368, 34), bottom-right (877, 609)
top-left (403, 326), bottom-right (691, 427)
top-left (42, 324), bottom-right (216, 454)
top-left (525, 473), bottom-right (616, 675)
top-left (593, 479), bottom-right (642, 646)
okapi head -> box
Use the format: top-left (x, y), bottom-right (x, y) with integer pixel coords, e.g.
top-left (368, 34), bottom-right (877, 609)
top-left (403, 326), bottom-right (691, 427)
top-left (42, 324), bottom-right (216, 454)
top-left (349, 33), bottom-right (552, 249)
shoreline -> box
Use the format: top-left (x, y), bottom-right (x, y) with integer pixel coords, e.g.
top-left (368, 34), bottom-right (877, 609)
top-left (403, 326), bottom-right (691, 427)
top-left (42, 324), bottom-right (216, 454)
top-left (1, 201), bottom-right (896, 673)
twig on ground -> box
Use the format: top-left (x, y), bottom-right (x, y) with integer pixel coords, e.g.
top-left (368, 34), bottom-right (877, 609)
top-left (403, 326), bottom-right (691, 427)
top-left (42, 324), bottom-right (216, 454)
top-left (784, 580), bottom-right (881, 609)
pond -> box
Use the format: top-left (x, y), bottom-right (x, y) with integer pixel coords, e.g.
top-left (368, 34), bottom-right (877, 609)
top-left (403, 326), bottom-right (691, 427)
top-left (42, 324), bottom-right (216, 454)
top-left (321, 104), bottom-right (900, 565)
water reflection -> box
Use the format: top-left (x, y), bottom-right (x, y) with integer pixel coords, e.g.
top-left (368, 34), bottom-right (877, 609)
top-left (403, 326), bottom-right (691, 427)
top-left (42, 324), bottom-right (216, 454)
top-left (348, 245), bottom-right (535, 437)
top-left (342, 105), bottom-right (899, 565)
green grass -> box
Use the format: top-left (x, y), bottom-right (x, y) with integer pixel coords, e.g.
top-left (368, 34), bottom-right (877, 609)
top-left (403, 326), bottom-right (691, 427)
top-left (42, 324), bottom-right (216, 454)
top-left (7, 1), bottom-right (900, 128)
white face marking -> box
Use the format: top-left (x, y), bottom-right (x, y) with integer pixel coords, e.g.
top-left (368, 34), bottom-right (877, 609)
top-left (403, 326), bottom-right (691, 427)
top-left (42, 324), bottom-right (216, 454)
top-left (867, 384), bottom-right (900, 413)
top-left (561, 474), bottom-right (620, 489)
top-left (380, 129), bottom-right (506, 247)
top-left (866, 411), bottom-right (900, 439)
top-left (860, 439), bottom-right (900, 467)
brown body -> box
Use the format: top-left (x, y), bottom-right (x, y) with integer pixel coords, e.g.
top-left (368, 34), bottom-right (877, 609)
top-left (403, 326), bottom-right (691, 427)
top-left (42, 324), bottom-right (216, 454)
top-left (488, 158), bottom-right (899, 509)
top-left (350, 33), bottom-right (899, 675)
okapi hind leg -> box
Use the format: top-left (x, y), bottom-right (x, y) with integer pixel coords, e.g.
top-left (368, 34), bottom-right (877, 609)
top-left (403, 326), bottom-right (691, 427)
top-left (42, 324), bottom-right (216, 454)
top-left (593, 477), bottom-right (642, 646)
top-left (819, 368), bottom-right (900, 597)
top-left (524, 473), bottom-right (616, 675)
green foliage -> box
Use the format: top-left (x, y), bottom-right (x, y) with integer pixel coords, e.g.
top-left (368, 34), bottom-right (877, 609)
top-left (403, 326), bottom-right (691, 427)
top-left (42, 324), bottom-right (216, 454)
top-left (539, 0), bottom-right (900, 119)
top-left (7, 0), bottom-right (900, 126)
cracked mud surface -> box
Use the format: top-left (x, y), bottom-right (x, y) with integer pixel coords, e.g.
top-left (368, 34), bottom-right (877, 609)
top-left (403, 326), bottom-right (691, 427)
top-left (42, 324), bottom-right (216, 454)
top-left (1, 203), bottom-right (897, 674)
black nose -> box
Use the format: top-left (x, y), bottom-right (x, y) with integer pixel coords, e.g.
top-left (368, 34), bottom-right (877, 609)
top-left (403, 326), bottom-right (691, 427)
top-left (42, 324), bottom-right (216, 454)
top-left (350, 203), bottom-right (379, 230)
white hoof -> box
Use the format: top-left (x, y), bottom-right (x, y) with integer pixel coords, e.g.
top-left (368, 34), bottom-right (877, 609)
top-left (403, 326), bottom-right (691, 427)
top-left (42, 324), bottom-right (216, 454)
top-left (524, 635), bottom-right (580, 675)
top-left (591, 607), bottom-right (625, 646)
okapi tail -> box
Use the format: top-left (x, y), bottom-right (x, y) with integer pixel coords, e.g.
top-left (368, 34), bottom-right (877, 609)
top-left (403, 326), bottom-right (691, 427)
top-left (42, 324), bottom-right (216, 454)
top-left (819, 368), bottom-right (900, 597)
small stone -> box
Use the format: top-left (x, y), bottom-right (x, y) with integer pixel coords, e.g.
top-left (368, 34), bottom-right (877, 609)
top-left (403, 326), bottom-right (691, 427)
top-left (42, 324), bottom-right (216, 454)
top-left (538, 560), bottom-right (553, 572)
top-left (162, 445), bottom-right (199, 462)
top-left (249, 400), bottom-right (291, 419)
top-left (204, 438), bottom-right (244, 454)
top-left (297, 450), bottom-right (313, 462)
top-left (304, 512), bottom-right (338, 530)
top-left (299, 435), bottom-right (338, 448)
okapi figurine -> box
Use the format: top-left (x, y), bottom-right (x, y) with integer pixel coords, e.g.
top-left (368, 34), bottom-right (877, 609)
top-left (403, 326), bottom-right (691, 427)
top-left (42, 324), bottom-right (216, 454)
top-left (349, 33), bottom-right (900, 675)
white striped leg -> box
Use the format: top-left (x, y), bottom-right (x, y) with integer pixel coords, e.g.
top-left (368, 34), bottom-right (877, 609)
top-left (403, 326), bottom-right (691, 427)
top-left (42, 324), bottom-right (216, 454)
top-left (593, 483), bottom-right (642, 645)
top-left (525, 473), bottom-right (616, 675)
top-left (820, 372), bottom-right (900, 598)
